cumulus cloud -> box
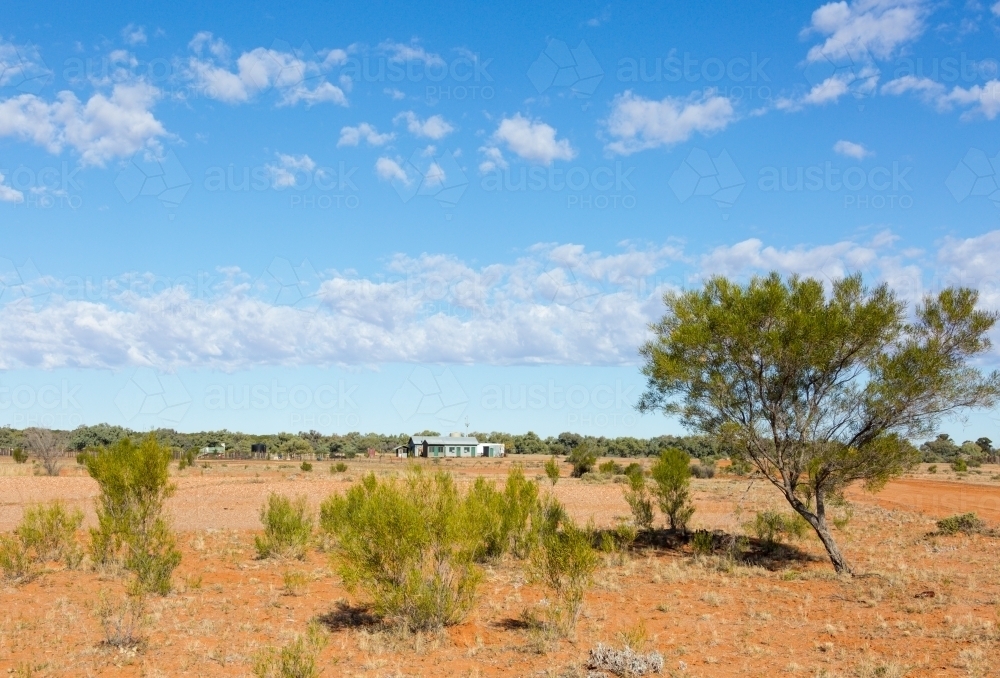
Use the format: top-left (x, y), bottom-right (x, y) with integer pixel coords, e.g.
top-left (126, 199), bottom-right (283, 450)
top-left (604, 90), bottom-right (735, 154)
top-left (394, 111), bottom-right (454, 139)
top-left (0, 172), bottom-right (24, 203)
top-left (882, 75), bottom-right (1000, 119)
top-left (379, 40), bottom-right (445, 66)
top-left (185, 33), bottom-right (348, 107)
top-left (338, 122), bottom-right (395, 147)
top-left (485, 114), bottom-right (575, 165)
top-left (803, 0), bottom-right (928, 61)
top-left (833, 139), bottom-right (872, 159)
top-left (121, 24), bottom-right (147, 46)
top-left (375, 157), bottom-right (409, 183)
top-left (993, 1), bottom-right (1000, 16)
top-left (265, 153), bottom-right (316, 188)
top-left (0, 83), bottom-right (166, 166)
top-left (699, 237), bottom-right (880, 281)
top-left (477, 145), bottom-right (508, 174)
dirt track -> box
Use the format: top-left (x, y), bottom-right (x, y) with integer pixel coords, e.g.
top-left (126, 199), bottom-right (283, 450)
top-left (847, 475), bottom-right (1000, 522)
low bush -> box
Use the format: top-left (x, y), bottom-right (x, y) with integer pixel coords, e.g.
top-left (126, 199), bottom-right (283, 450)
top-left (936, 513), bottom-right (986, 535)
top-left (927, 464), bottom-right (937, 474)
top-left (96, 590), bottom-right (146, 649)
top-left (464, 469), bottom-right (539, 563)
top-left (747, 510), bottom-right (809, 548)
top-left (544, 455), bottom-right (560, 485)
top-left (17, 501), bottom-right (83, 566)
top-left (256, 494), bottom-right (314, 560)
top-left (331, 462), bottom-right (348, 473)
top-left (567, 442), bottom-right (598, 477)
top-left (650, 448), bottom-right (695, 533)
top-left (598, 460), bottom-right (625, 475)
top-left (253, 622), bottom-right (327, 678)
top-left (0, 535), bottom-right (35, 584)
top-left (952, 458), bottom-right (968, 473)
top-left (85, 435), bottom-right (181, 596)
top-left (300, 461), bottom-right (313, 472)
top-left (529, 511), bottom-right (598, 637)
top-left (691, 530), bottom-right (714, 556)
top-left (12, 447), bottom-right (27, 464)
top-left (690, 462), bottom-right (715, 479)
top-left (588, 643), bottom-right (664, 677)
top-left (622, 467), bottom-right (653, 531)
top-left (320, 469), bottom-right (488, 630)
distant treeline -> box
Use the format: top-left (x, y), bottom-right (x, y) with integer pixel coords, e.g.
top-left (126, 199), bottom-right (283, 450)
top-left (1, 424), bottom-right (991, 463)
top-left (0, 424), bottom-right (731, 460)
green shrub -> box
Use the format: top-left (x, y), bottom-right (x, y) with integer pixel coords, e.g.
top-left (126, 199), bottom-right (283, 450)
top-left (567, 442), bottom-right (598, 478)
top-left (320, 469), bottom-right (487, 630)
top-left (177, 448), bottom-right (197, 471)
top-left (747, 510), bottom-right (808, 548)
top-left (85, 435), bottom-right (181, 596)
top-left (691, 530), bottom-right (714, 555)
top-left (256, 494), bottom-right (314, 560)
top-left (927, 464), bottom-right (937, 474)
top-left (253, 622), bottom-right (327, 678)
top-left (936, 513), bottom-right (985, 535)
top-left (690, 462), bottom-right (715, 479)
top-left (650, 448), bottom-right (695, 533)
top-left (17, 502), bottom-right (83, 566)
top-left (12, 447), bottom-right (27, 464)
top-left (300, 461), bottom-right (313, 472)
top-left (952, 458), bottom-right (968, 473)
top-left (331, 462), bottom-right (348, 473)
top-left (529, 512), bottom-right (598, 637)
top-left (622, 468), bottom-right (654, 531)
top-left (598, 460), bottom-right (625, 475)
top-left (0, 535), bottom-right (35, 583)
top-left (544, 456), bottom-right (560, 485)
top-left (623, 462), bottom-right (643, 477)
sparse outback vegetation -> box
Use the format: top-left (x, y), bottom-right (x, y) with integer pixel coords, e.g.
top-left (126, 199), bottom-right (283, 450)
top-left (256, 494), bottom-right (314, 560)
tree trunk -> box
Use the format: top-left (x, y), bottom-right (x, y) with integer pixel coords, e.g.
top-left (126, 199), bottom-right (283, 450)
top-left (785, 490), bottom-right (852, 574)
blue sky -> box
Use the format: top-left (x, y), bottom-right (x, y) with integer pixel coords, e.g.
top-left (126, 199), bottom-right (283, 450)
top-left (2, 0), bottom-right (1000, 439)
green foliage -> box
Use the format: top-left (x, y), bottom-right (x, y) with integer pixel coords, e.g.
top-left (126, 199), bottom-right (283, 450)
top-left (529, 512), bottom-right (598, 637)
top-left (567, 441), bottom-right (598, 477)
top-left (598, 460), bottom-right (625, 475)
top-left (332, 462), bottom-right (348, 473)
top-left (17, 502), bottom-right (83, 566)
top-left (177, 448), bottom-right (197, 470)
top-left (12, 447), bottom-right (27, 464)
top-left (927, 464), bottom-right (937, 474)
top-left (936, 513), bottom-right (986, 535)
top-left (689, 461), bottom-right (715, 479)
top-left (85, 435), bottom-right (180, 596)
top-left (747, 511), bottom-right (809, 548)
top-left (691, 530), bottom-right (714, 556)
top-left (638, 273), bottom-right (999, 573)
top-left (952, 458), bottom-right (968, 473)
top-left (463, 468), bottom-right (539, 563)
top-left (300, 461), bottom-right (313, 472)
top-left (0, 535), bottom-right (35, 583)
top-left (544, 455), bottom-right (560, 485)
top-left (320, 469), bottom-right (488, 630)
top-left (650, 448), bottom-right (695, 532)
top-left (622, 467), bottom-right (654, 531)
top-left (255, 494), bottom-right (314, 560)
top-left (252, 622), bottom-right (328, 678)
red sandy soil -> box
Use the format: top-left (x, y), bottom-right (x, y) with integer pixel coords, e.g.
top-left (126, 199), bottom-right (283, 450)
top-left (1, 458), bottom-right (999, 676)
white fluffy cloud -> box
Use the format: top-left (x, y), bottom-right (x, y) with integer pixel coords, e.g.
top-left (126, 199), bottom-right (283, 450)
top-left (804, 0), bottom-right (928, 61)
top-left (833, 139), bottom-right (872, 159)
top-left (882, 75), bottom-right (1000, 120)
top-left (185, 33), bottom-right (348, 107)
top-left (375, 157), bottom-right (408, 183)
top-left (394, 111), bottom-right (454, 139)
top-left (484, 114), bottom-right (575, 165)
top-left (699, 237), bottom-right (880, 281)
top-left (0, 172), bottom-right (24, 203)
top-left (379, 41), bottom-right (444, 67)
top-left (0, 83), bottom-right (166, 166)
top-left (121, 24), bottom-right (147, 46)
top-left (604, 90), bottom-right (735, 154)
top-left (338, 123), bottom-right (395, 147)
top-left (264, 153), bottom-right (317, 188)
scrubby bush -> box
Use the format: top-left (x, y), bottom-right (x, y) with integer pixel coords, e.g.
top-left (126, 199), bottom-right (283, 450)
top-left (300, 461), bottom-right (313, 472)
top-left (650, 448), bottom-right (695, 533)
top-left (598, 460), bottom-right (625, 475)
top-left (12, 447), bottom-right (27, 464)
top-left (464, 470), bottom-right (539, 563)
top-left (747, 510), bottom-right (808, 548)
top-left (689, 461), bottom-right (715, 479)
top-left (567, 441), bottom-right (598, 477)
top-left (256, 494), bottom-right (314, 560)
top-left (331, 462), bottom-right (348, 473)
top-left (320, 469), bottom-right (488, 630)
top-left (253, 622), bottom-right (327, 678)
top-left (952, 458), bottom-right (968, 472)
top-left (96, 590), bottom-right (146, 649)
top-left (177, 448), bottom-right (197, 470)
top-left (928, 464), bottom-right (937, 474)
top-left (85, 435), bottom-right (181, 596)
top-left (622, 467), bottom-right (654, 531)
top-left (691, 530), bottom-right (714, 556)
top-left (936, 513), bottom-right (986, 535)
top-left (588, 643), bottom-right (664, 677)
top-left (544, 455), bottom-right (560, 485)
top-left (0, 535), bottom-right (35, 583)
top-left (17, 501), bottom-right (83, 566)
top-left (529, 510), bottom-right (598, 637)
